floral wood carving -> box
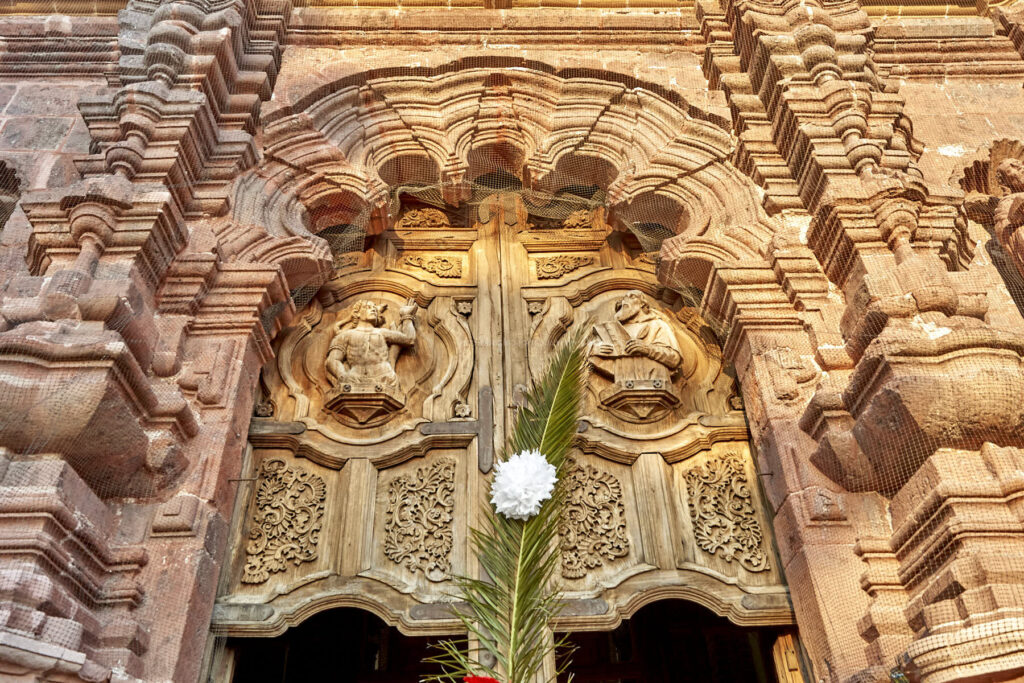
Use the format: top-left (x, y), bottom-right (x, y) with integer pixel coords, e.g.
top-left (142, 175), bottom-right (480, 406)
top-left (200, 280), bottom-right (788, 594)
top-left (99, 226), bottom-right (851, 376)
top-left (242, 459), bottom-right (327, 584)
top-left (535, 255), bottom-right (594, 279)
top-left (404, 255), bottom-right (463, 278)
top-left (384, 457), bottom-right (456, 582)
top-left (396, 208), bottom-right (451, 228)
top-left (559, 459), bottom-right (630, 578)
top-left (684, 455), bottom-right (769, 572)
top-left (562, 209), bottom-right (595, 229)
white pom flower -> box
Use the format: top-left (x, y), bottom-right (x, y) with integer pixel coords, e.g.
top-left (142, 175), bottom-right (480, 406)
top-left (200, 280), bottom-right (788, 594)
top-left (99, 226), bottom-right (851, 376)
top-left (490, 449), bottom-right (558, 521)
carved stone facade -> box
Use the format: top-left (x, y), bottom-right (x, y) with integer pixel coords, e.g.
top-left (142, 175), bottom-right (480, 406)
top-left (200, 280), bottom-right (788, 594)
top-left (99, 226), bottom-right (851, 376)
top-left (0, 2), bottom-right (1023, 683)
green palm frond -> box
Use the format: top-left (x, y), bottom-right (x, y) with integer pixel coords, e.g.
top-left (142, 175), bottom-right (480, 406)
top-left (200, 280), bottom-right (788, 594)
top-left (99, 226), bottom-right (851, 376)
top-left (426, 333), bottom-right (587, 683)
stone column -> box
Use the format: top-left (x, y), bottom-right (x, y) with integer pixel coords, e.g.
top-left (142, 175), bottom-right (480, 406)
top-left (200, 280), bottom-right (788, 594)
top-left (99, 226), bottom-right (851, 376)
top-left (683, 0), bottom-right (1024, 680)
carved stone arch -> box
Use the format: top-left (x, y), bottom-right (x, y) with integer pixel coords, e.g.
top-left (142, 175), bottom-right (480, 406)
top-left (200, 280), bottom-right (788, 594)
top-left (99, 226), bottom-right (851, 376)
top-left (255, 58), bottom-right (781, 272)
top-left (215, 57), bottom-right (793, 655)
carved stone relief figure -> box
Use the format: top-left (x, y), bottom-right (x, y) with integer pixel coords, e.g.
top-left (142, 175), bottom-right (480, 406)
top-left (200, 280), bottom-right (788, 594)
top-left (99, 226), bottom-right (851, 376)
top-left (764, 346), bottom-right (817, 403)
top-left (994, 158), bottom-right (1024, 279)
top-left (324, 298), bottom-right (418, 425)
top-left (242, 459), bottom-right (327, 584)
top-left (559, 459), bottom-right (630, 579)
top-left (683, 454), bottom-right (769, 573)
top-left (383, 458), bottom-right (456, 582)
top-left (586, 290), bottom-right (684, 421)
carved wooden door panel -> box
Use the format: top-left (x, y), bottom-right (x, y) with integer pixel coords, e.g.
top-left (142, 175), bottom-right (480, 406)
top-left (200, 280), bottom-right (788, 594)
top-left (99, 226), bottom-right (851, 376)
top-left (212, 193), bottom-right (794, 647)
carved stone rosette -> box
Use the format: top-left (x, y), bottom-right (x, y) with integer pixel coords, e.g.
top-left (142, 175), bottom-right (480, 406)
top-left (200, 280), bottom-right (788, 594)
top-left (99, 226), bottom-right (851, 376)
top-left (559, 459), bottom-right (630, 578)
top-left (683, 455), bottom-right (769, 573)
top-left (242, 459), bottom-right (327, 584)
top-left (383, 457), bottom-right (456, 582)
top-left (535, 254), bottom-right (594, 279)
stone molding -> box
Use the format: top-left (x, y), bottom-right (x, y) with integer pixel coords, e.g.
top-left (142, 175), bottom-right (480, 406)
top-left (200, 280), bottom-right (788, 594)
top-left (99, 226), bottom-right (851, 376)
top-left (688, 0), bottom-right (1024, 678)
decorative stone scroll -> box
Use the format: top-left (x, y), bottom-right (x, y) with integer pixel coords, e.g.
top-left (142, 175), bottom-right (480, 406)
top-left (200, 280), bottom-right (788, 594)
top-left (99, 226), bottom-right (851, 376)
top-left (383, 457), bottom-right (456, 582)
top-left (404, 254), bottom-right (463, 278)
top-left (683, 455), bottom-right (769, 573)
top-left (535, 255), bottom-right (594, 279)
top-left (242, 459), bottom-right (327, 584)
top-left (559, 459), bottom-right (630, 578)
top-left (562, 209), bottom-right (595, 229)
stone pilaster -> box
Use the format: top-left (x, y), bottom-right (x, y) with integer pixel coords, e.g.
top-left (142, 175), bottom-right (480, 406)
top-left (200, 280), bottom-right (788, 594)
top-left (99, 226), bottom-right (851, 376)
top-left (682, 0), bottom-right (1024, 680)
top-left (0, 1), bottom-right (330, 680)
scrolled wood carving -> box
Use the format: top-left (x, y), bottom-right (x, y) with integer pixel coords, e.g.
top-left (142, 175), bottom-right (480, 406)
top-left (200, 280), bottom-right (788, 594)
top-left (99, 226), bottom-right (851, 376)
top-left (559, 459), bottom-right (630, 578)
top-left (404, 255), bottom-right (463, 278)
top-left (383, 457), bottom-right (456, 582)
top-left (396, 208), bottom-right (450, 228)
top-left (242, 458), bottom-right (327, 584)
top-left (684, 455), bottom-right (769, 572)
top-left (535, 254), bottom-right (594, 279)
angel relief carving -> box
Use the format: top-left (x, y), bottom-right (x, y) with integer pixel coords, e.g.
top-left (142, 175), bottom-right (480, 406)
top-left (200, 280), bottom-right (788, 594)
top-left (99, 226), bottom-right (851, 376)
top-left (383, 458), bottom-right (456, 582)
top-left (586, 290), bottom-right (684, 421)
top-left (324, 298), bottom-right (418, 426)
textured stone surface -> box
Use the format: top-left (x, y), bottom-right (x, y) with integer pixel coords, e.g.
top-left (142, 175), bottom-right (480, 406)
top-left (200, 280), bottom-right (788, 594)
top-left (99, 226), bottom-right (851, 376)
top-left (0, 3), bottom-right (1021, 683)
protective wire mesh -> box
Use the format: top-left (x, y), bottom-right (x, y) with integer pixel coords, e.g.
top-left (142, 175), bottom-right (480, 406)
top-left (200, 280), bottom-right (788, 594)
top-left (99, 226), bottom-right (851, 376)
top-left (0, 4), bottom-right (1022, 683)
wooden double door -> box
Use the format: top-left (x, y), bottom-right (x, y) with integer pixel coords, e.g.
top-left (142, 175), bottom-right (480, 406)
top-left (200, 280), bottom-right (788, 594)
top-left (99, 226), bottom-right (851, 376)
top-left (211, 192), bottom-right (798, 681)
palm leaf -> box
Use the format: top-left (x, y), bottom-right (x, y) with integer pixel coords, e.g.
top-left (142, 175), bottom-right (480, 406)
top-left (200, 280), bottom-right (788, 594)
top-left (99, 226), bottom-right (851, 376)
top-left (426, 332), bottom-right (587, 683)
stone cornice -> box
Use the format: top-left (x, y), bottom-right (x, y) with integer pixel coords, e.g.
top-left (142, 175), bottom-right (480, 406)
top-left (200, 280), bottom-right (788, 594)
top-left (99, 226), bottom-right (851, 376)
top-left (0, 15), bottom-right (119, 78)
top-left (286, 7), bottom-right (702, 47)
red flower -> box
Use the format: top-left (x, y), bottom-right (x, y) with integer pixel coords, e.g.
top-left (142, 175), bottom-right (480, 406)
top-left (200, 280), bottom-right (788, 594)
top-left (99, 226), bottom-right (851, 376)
top-left (464, 677), bottom-right (500, 683)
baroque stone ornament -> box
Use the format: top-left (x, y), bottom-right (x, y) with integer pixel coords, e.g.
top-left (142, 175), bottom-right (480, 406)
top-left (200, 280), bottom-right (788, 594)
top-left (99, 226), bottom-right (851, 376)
top-left (325, 298), bottom-right (418, 425)
top-left (683, 455), bottom-right (769, 573)
top-left (383, 457), bottom-right (456, 582)
top-left (586, 290), bottom-right (684, 422)
top-left (242, 459), bottom-right (327, 584)
top-left (559, 460), bottom-right (629, 579)
top-left (405, 254), bottom-right (463, 278)
top-left (535, 254), bottom-right (594, 279)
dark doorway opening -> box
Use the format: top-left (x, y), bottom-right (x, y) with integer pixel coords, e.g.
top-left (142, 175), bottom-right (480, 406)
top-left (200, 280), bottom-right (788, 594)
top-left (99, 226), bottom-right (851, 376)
top-left (228, 608), bottom-right (445, 683)
top-left (558, 600), bottom-right (791, 683)
top-left (228, 602), bottom-right (793, 683)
